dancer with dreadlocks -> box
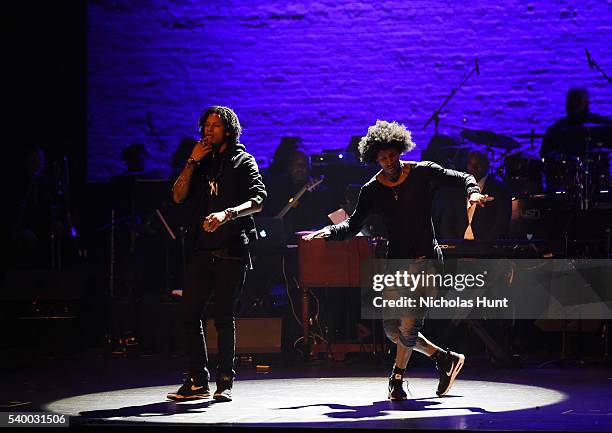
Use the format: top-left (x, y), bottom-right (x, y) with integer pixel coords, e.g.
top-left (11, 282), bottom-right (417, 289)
top-left (303, 120), bottom-right (492, 400)
top-left (167, 106), bottom-right (266, 402)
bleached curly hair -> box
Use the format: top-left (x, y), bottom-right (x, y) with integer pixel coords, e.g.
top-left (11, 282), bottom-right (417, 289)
top-left (357, 120), bottom-right (416, 163)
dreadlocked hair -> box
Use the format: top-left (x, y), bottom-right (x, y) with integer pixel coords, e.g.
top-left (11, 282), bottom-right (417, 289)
top-left (197, 105), bottom-right (242, 146)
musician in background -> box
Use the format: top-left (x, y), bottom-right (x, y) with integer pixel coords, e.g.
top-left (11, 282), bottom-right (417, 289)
top-left (123, 143), bottom-right (147, 173)
top-left (426, 134), bottom-right (468, 239)
top-left (109, 143), bottom-right (161, 202)
top-left (167, 106), bottom-right (266, 402)
top-left (304, 120), bottom-right (491, 400)
top-left (540, 87), bottom-right (611, 159)
top-left (438, 150), bottom-right (511, 241)
top-left (7, 144), bottom-right (53, 269)
top-left (107, 143), bottom-right (163, 296)
top-left (264, 148), bottom-right (335, 242)
top-left (266, 136), bottom-right (303, 184)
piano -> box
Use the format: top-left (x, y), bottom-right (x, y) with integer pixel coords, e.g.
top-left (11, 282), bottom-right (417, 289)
top-left (297, 236), bottom-right (376, 360)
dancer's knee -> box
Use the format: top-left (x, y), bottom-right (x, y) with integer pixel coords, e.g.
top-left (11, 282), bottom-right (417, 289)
top-left (383, 320), bottom-right (400, 344)
top-left (397, 317), bottom-right (425, 348)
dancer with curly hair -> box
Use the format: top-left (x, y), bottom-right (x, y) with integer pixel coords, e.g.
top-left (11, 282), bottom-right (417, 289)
top-left (303, 120), bottom-right (492, 400)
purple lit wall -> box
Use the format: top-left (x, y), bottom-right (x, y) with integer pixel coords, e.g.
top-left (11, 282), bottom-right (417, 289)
top-left (87, 0), bottom-right (611, 181)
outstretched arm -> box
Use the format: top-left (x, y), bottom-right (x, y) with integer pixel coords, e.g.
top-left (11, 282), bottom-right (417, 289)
top-left (303, 184), bottom-right (372, 241)
top-left (426, 161), bottom-right (492, 207)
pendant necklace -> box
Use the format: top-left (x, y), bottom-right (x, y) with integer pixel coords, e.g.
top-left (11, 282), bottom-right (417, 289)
top-left (381, 162), bottom-right (405, 201)
top-left (389, 173), bottom-right (401, 200)
top-left (206, 155), bottom-right (226, 197)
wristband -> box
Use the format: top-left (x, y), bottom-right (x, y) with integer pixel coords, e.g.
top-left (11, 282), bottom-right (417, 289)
top-left (225, 208), bottom-right (238, 221)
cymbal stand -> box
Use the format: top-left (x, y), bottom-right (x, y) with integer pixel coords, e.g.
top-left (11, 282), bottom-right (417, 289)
top-left (528, 128), bottom-right (538, 152)
top-left (155, 208), bottom-right (178, 294)
top-left (110, 209), bottom-right (115, 297)
top-left (580, 128), bottom-right (593, 210)
top-left (494, 150), bottom-right (506, 178)
top-left (422, 59), bottom-right (480, 135)
top-left (493, 148), bottom-right (521, 180)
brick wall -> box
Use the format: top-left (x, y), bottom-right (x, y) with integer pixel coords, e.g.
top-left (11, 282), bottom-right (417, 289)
top-left (88, 0), bottom-right (611, 181)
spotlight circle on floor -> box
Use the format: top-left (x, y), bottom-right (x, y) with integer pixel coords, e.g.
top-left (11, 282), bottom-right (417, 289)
top-left (45, 377), bottom-right (566, 425)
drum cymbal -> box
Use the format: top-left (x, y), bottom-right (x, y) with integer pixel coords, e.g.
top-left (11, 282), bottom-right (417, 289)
top-left (581, 122), bottom-right (612, 128)
top-left (552, 123), bottom-right (612, 153)
top-left (589, 147), bottom-right (612, 153)
top-left (558, 123), bottom-right (612, 132)
top-left (459, 128), bottom-right (521, 150)
top-left (514, 132), bottom-right (545, 139)
top-left (438, 144), bottom-right (473, 149)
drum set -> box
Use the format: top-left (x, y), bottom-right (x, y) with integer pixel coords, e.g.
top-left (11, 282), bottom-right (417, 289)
top-left (441, 123), bottom-right (611, 210)
top-left (502, 124), bottom-right (610, 211)
top-left (428, 123), bottom-right (611, 250)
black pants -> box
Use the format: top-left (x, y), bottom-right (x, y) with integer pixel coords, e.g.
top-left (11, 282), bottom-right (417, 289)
top-left (182, 250), bottom-right (246, 381)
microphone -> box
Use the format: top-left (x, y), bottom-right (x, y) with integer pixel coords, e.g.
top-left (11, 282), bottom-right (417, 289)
top-left (585, 49), bottom-right (593, 69)
top-left (475, 58), bottom-right (480, 75)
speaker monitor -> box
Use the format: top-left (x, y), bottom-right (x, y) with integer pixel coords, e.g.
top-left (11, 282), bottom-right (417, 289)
top-left (206, 317), bottom-right (282, 354)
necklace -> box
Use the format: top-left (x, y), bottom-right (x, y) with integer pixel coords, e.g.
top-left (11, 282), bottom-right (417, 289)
top-left (391, 186), bottom-right (400, 201)
top-left (205, 155), bottom-right (226, 197)
top-left (377, 162), bottom-right (411, 201)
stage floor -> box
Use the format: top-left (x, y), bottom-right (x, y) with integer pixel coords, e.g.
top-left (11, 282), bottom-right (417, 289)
top-left (1, 353), bottom-right (611, 431)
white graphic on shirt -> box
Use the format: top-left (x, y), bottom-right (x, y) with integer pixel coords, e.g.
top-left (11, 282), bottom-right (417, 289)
top-left (209, 180), bottom-right (219, 196)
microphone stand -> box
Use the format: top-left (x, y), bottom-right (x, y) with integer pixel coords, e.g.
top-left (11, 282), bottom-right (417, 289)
top-left (581, 127), bottom-right (593, 211)
top-left (586, 49), bottom-right (612, 84)
top-left (155, 208), bottom-right (177, 295)
top-left (422, 59), bottom-right (480, 135)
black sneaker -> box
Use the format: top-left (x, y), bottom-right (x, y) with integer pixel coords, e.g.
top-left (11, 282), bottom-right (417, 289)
top-left (388, 373), bottom-right (408, 401)
top-left (167, 377), bottom-right (210, 401)
top-left (435, 349), bottom-right (465, 396)
top-left (213, 374), bottom-right (233, 402)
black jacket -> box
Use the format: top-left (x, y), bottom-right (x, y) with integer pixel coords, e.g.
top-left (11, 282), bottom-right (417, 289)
top-left (182, 143), bottom-right (266, 257)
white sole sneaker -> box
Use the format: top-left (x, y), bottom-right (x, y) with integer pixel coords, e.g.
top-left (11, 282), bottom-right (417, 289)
top-left (166, 391), bottom-right (210, 401)
top-left (437, 353), bottom-right (465, 396)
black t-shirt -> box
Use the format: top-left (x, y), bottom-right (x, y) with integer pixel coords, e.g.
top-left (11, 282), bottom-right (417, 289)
top-left (183, 143), bottom-right (266, 257)
top-left (326, 161), bottom-right (480, 259)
